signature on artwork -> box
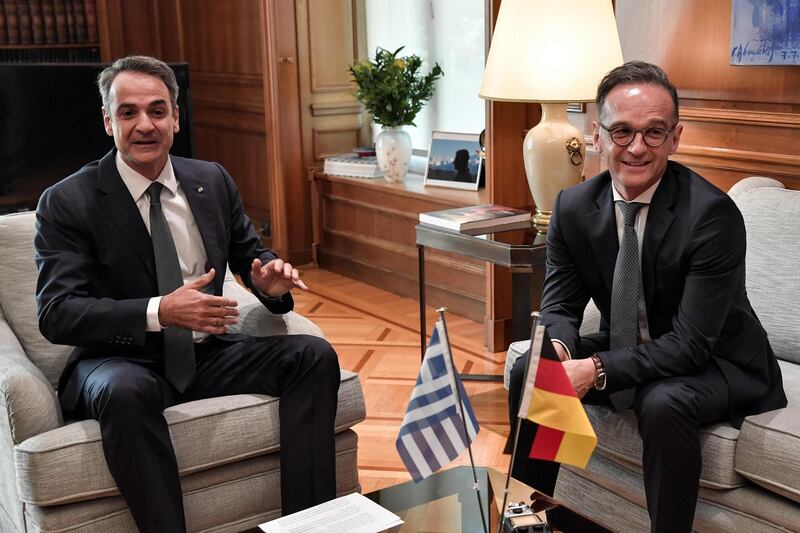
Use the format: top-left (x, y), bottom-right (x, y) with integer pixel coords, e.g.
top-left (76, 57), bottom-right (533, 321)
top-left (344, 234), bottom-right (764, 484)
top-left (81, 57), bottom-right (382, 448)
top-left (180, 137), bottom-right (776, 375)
top-left (730, 39), bottom-right (776, 63)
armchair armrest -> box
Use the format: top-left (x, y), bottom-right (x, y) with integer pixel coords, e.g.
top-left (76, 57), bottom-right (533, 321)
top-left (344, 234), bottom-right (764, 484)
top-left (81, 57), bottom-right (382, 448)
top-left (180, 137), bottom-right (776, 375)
top-left (222, 268), bottom-right (325, 339)
top-left (0, 321), bottom-right (61, 445)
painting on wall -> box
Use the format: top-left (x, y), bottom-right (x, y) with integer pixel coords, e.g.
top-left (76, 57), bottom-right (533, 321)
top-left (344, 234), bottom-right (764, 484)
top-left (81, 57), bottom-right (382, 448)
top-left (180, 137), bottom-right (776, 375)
top-left (731, 0), bottom-right (800, 65)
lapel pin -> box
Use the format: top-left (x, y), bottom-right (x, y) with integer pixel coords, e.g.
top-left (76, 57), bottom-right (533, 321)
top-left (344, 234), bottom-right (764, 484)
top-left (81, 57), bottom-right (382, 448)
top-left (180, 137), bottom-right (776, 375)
top-left (196, 186), bottom-right (204, 193)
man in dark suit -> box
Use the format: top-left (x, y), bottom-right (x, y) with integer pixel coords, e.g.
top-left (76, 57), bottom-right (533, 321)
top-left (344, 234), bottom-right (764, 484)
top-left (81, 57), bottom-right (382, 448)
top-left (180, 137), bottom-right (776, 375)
top-left (508, 61), bottom-right (786, 532)
top-left (34, 56), bottom-right (340, 533)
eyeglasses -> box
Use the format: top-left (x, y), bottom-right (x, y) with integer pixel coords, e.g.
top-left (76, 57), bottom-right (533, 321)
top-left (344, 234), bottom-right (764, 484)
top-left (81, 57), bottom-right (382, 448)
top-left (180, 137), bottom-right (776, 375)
top-left (599, 123), bottom-right (675, 147)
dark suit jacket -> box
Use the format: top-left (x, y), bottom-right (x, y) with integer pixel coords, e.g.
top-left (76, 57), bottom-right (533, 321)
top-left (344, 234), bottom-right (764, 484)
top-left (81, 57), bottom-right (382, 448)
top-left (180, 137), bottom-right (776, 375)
top-left (34, 150), bottom-right (293, 410)
top-left (541, 161), bottom-right (786, 427)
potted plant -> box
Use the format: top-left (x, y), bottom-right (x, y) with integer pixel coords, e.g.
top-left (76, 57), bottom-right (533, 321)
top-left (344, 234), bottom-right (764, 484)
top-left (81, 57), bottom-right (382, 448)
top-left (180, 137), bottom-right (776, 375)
top-left (350, 47), bottom-right (443, 182)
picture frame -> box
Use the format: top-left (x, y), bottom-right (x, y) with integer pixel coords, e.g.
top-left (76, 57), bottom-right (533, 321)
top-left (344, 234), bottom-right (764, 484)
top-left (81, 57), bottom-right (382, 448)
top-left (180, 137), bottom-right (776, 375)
top-left (423, 131), bottom-right (484, 191)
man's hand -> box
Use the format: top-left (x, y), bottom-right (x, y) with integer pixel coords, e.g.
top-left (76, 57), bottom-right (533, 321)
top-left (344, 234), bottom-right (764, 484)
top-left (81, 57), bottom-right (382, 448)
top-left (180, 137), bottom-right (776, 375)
top-left (562, 359), bottom-right (596, 399)
top-left (250, 258), bottom-right (308, 297)
top-left (158, 269), bottom-right (239, 334)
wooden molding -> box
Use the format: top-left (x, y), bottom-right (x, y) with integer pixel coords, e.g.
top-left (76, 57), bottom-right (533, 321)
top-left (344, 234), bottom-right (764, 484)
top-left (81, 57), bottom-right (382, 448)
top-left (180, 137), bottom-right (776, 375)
top-left (680, 107), bottom-right (800, 129)
top-left (312, 127), bottom-right (361, 160)
top-left (192, 97), bottom-right (265, 115)
top-left (677, 144), bottom-right (800, 168)
top-left (190, 71), bottom-right (264, 86)
top-left (260, 0), bottom-right (288, 257)
top-left (307, 0), bottom-right (358, 93)
top-left (311, 101), bottom-right (363, 117)
top-left (323, 193), bottom-right (420, 223)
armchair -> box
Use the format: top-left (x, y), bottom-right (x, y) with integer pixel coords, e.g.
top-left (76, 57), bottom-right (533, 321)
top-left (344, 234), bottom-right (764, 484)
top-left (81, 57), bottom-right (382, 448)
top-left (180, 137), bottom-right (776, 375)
top-left (0, 211), bottom-right (366, 532)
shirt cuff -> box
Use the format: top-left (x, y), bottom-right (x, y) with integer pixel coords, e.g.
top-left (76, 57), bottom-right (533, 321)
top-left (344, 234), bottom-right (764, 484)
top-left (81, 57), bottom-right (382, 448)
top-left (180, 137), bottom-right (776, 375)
top-left (255, 287), bottom-right (284, 302)
top-left (552, 339), bottom-right (572, 360)
top-left (146, 297), bottom-right (164, 331)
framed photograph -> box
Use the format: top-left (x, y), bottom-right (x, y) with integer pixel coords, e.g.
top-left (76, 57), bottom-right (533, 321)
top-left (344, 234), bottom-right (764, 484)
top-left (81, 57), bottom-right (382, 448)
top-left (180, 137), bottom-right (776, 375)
top-left (424, 131), bottom-right (484, 191)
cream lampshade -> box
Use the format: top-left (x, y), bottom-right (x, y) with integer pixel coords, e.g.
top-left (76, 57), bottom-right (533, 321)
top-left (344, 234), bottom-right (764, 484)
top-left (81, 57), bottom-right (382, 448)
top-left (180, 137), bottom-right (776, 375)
top-left (479, 0), bottom-right (623, 232)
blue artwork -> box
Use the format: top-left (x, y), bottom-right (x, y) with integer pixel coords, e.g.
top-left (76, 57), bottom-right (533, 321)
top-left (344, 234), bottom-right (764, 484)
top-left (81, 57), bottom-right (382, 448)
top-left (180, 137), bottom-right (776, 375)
top-left (731, 0), bottom-right (800, 65)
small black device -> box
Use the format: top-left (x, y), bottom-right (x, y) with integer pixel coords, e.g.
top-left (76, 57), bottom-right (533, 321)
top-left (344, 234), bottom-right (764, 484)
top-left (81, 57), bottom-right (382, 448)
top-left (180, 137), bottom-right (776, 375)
top-left (501, 501), bottom-right (552, 533)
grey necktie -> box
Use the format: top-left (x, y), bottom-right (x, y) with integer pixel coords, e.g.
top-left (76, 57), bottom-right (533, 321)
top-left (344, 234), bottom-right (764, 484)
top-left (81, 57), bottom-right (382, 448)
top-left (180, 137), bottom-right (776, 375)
top-left (147, 182), bottom-right (195, 392)
top-left (608, 200), bottom-right (645, 412)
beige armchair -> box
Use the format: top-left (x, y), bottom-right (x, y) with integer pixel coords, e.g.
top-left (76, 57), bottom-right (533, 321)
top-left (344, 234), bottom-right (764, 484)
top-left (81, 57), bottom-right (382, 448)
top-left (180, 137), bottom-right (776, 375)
top-left (0, 211), bottom-right (366, 532)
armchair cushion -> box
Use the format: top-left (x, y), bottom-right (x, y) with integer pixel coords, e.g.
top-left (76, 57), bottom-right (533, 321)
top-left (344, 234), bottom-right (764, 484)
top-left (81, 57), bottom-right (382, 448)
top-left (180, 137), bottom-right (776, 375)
top-left (735, 361), bottom-right (800, 504)
top-left (15, 370), bottom-right (365, 506)
top-left (585, 405), bottom-right (745, 489)
top-left (728, 178), bottom-right (800, 364)
top-left (0, 213), bottom-right (71, 389)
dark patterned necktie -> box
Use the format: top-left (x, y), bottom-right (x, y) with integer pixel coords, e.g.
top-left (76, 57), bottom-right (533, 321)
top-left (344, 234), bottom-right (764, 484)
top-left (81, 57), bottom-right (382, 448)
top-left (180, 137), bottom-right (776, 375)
top-left (608, 201), bottom-right (645, 412)
top-left (147, 182), bottom-right (195, 392)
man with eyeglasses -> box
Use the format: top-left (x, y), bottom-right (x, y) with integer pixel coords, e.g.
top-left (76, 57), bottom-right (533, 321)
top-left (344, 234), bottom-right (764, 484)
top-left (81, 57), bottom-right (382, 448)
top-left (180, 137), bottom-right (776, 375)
top-left (508, 61), bottom-right (786, 533)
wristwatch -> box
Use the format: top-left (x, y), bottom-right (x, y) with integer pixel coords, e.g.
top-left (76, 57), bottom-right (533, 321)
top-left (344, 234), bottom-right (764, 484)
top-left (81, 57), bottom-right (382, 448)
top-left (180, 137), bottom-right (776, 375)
top-left (591, 354), bottom-right (607, 391)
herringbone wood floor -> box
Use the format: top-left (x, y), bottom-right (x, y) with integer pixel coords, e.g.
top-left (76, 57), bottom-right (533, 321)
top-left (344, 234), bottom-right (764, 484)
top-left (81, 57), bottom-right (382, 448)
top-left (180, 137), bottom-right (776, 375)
top-left (293, 267), bottom-right (511, 494)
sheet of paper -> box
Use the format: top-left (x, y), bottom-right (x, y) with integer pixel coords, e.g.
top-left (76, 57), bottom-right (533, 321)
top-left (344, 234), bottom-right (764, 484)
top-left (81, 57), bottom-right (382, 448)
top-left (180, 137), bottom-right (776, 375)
top-left (259, 492), bottom-right (404, 533)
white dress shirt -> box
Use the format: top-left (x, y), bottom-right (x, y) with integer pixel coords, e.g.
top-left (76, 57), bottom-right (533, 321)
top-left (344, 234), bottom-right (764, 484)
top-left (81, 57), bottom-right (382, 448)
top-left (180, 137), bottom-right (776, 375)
top-left (553, 177), bottom-right (662, 359)
top-left (115, 152), bottom-right (211, 341)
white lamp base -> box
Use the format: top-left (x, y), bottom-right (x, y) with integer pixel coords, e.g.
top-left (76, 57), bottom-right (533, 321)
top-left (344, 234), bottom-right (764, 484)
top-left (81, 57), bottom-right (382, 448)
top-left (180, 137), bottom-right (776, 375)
top-left (523, 103), bottom-right (586, 233)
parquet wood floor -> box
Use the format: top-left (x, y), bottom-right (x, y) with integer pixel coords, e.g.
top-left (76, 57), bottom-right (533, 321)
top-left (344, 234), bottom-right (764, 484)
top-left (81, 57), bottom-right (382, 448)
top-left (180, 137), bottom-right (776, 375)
top-left (294, 267), bottom-right (511, 494)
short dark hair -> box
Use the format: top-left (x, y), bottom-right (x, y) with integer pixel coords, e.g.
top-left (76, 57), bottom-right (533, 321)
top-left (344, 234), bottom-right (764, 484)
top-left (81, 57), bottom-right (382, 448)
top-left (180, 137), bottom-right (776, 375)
top-left (98, 55), bottom-right (179, 111)
top-left (596, 61), bottom-right (679, 125)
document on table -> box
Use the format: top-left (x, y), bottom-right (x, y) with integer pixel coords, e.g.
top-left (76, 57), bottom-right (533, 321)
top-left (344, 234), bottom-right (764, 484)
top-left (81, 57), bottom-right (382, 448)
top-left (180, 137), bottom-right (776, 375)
top-left (259, 492), bottom-right (404, 533)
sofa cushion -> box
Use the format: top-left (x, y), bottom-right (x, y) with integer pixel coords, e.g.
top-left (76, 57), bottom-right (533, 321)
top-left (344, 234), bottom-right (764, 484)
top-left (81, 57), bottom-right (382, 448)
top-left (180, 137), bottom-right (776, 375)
top-left (23, 431), bottom-right (361, 533)
top-left (585, 404), bottom-right (745, 489)
top-left (0, 212), bottom-right (72, 389)
top-left (557, 452), bottom-right (800, 533)
top-left (15, 370), bottom-right (366, 506)
top-left (729, 178), bottom-right (800, 364)
top-left (735, 360), bottom-right (800, 504)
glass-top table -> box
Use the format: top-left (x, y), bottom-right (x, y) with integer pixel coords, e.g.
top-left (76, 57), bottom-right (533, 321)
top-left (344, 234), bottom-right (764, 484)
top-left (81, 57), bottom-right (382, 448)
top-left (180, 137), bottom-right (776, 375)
top-left (416, 221), bottom-right (548, 371)
top-left (364, 466), bottom-right (608, 533)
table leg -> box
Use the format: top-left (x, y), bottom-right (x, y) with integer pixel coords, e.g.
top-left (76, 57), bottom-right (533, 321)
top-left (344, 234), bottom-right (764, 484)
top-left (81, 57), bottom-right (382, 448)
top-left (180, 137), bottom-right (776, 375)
top-left (511, 269), bottom-right (533, 342)
top-left (418, 244), bottom-right (426, 361)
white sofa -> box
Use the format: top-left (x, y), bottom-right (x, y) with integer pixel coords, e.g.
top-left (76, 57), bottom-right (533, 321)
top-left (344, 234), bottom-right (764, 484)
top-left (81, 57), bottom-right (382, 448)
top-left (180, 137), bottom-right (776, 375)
top-left (0, 211), bottom-right (367, 532)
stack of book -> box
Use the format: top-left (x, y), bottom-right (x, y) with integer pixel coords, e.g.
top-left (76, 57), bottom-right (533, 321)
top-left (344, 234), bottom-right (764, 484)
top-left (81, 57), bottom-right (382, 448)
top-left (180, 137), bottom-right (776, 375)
top-left (323, 154), bottom-right (383, 179)
top-left (0, 0), bottom-right (98, 46)
top-left (418, 204), bottom-right (531, 231)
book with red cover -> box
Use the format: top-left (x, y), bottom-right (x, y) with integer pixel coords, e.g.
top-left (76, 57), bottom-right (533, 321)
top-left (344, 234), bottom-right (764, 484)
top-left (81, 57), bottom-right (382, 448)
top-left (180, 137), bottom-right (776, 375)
top-left (29, 0), bottom-right (44, 44)
top-left (83, 0), bottom-right (97, 43)
top-left (17, 1), bottom-right (32, 44)
top-left (53, 0), bottom-right (68, 44)
top-left (0, 4), bottom-right (7, 45)
top-left (71, 0), bottom-right (86, 42)
top-left (42, 0), bottom-right (56, 44)
top-left (418, 204), bottom-right (530, 231)
top-left (3, 0), bottom-right (20, 45)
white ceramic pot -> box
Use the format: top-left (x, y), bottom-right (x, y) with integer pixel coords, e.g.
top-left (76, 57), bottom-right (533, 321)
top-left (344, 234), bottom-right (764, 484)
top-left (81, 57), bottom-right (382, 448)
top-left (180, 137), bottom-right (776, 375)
top-left (375, 126), bottom-right (412, 183)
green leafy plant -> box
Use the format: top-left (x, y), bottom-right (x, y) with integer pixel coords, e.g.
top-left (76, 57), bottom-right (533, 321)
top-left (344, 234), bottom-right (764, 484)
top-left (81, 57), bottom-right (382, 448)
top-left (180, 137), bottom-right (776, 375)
top-left (349, 47), bottom-right (443, 128)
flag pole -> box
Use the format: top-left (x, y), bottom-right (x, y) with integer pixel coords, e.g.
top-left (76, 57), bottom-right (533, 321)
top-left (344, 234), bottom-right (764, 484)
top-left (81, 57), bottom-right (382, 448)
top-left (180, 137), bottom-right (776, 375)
top-left (498, 311), bottom-right (540, 533)
top-left (437, 307), bottom-right (488, 533)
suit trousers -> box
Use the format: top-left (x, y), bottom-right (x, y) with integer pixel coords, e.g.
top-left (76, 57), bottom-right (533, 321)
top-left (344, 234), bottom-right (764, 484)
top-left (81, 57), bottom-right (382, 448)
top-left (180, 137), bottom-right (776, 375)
top-left (65, 333), bottom-right (341, 533)
top-left (508, 334), bottom-right (729, 533)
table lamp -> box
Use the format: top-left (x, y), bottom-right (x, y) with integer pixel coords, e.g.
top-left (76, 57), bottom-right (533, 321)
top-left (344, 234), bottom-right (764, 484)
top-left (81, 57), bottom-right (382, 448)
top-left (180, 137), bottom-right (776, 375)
top-left (479, 0), bottom-right (623, 232)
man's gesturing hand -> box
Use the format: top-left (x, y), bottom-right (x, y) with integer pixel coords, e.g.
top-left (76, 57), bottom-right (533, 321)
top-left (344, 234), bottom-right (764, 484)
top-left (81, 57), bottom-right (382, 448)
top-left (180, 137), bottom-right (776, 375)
top-left (158, 269), bottom-right (239, 334)
top-left (250, 258), bottom-right (308, 297)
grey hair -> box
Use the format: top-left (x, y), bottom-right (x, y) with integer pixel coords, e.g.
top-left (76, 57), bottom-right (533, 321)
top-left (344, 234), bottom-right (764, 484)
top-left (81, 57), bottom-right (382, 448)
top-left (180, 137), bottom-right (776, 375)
top-left (98, 55), bottom-right (179, 111)
top-left (596, 61), bottom-right (679, 125)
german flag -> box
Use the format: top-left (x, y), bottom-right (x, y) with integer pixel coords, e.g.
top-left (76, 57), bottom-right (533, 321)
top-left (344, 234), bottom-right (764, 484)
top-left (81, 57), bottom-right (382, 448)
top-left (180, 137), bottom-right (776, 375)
top-left (517, 325), bottom-right (597, 468)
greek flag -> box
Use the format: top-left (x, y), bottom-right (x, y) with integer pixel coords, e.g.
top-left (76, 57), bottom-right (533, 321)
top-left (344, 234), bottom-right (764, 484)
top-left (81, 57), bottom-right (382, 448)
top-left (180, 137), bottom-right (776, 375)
top-left (396, 320), bottom-right (480, 482)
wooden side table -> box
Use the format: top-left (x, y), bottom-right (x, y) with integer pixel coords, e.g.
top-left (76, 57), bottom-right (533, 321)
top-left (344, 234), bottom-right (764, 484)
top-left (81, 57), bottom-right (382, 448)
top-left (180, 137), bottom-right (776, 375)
top-left (416, 221), bottom-right (547, 378)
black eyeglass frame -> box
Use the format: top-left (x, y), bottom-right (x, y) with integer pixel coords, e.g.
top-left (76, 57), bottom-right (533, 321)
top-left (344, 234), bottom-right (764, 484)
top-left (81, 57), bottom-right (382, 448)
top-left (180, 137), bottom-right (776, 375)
top-left (598, 123), bottom-right (676, 148)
